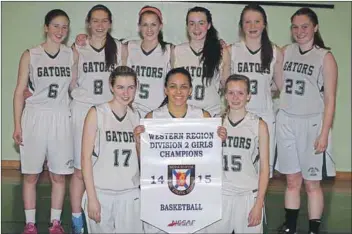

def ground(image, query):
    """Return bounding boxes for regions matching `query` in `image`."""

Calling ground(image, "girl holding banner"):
[134,67,227,233]
[80,66,143,233]
[201,74,270,233]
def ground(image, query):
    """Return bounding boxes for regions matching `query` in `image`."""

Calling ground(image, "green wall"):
[1,2,351,171]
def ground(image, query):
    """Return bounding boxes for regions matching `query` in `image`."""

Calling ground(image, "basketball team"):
[12,3,338,234]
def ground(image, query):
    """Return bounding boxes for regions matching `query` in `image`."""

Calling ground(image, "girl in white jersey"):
[121,5,171,117]
[276,8,338,234]
[13,9,77,234]
[228,4,283,178]
[172,6,231,117]
[200,74,270,233]
[81,66,142,233]
[133,67,227,233]
[75,6,171,118]
[69,5,122,233]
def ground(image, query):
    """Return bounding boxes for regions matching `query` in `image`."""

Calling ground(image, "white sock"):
[25,209,36,224]
[72,212,82,218]
[50,208,62,222]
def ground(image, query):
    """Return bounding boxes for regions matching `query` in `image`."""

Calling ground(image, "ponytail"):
[159,96,168,108]
[105,32,117,68]
[260,29,273,73]
[239,4,273,73]
[186,7,222,87]
[158,31,167,53]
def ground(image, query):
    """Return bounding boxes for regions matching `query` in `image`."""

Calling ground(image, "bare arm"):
[81,107,99,202]
[273,46,284,91]
[69,47,79,92]
[220,46,231,89]
[134,112,151,157]
[170,45,176,68]
[315,52,338,153]
[13,50,30,144]
[248,119,269,227]
[255,119,270,207]
[121,43,128,66]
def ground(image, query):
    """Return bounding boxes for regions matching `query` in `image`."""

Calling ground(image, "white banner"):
[140,118,222,233]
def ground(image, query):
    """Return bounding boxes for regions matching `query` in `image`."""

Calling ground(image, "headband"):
[139,7,163,23]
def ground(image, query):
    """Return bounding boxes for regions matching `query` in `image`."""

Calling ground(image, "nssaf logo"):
[168,220,195,227]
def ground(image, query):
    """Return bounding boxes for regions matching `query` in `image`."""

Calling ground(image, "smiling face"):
[225,80,251,111]
[45,15,69,44]
[110,76,137,106]
[139,12,163,42]
[187,11,210,42]
[291,14,317,46]
[165,73,192,107]
[241,9,265,40]
[88,9,111,37]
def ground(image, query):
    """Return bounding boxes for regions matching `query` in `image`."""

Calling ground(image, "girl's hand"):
[248,204,262,227]
[217,126,227,142]
[88,198,101,223]
[13,127,23,146]
[133,125,145,145]
[75,34,88,46]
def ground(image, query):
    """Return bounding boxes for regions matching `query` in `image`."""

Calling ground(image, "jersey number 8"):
[94,80,103,95]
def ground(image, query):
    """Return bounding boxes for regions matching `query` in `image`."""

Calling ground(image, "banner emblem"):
[168,165,195,196]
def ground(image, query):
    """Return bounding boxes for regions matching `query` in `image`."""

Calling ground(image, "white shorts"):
[70,100,93,169]
[275,111,336,180]
[199,190,263,233]
[20,106,74,175]
[82,188,143,233]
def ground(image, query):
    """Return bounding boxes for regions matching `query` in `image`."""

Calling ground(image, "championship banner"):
[140,118,222,233]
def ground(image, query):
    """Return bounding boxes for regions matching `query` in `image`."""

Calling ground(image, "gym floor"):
[1,170,351,233]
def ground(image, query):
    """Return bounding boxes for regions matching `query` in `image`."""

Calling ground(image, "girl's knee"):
[23,174,39,184]
[50,173,66,184]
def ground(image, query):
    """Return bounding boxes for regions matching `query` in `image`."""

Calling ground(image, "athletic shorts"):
[198,190,263,233]
[275,111,335,180]
[70,100,93,169]
[82,188,143,233]
[20,106,73,175]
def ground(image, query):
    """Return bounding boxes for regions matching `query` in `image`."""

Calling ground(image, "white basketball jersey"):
[280,43,328,116]
[71,39,122,105]
[222,112,260,194]
[26,45,73,109]
[231,41,276,115]
[92,103,140,192]
[127,40,171,114]
[173,42,221,116]
[152,104,203,119]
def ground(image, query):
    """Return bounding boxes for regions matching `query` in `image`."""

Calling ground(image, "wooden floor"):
[1,169,351,234]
